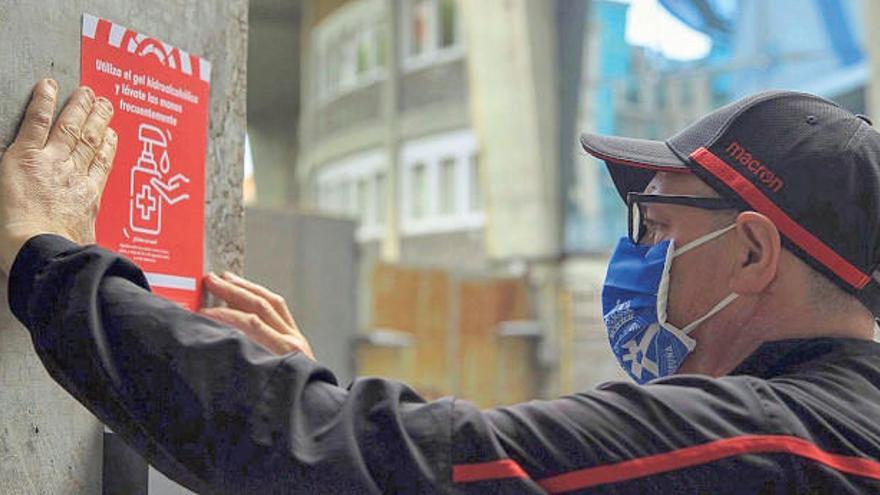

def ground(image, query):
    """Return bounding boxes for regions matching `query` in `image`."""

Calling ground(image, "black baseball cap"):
[580,90,880,316]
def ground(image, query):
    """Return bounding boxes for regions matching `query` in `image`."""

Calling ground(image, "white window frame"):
[400,129,483,236]
[400,0,465,73]
[313,0,388,103]
[316,149,388,242]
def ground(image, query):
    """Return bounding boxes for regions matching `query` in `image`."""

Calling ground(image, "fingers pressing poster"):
[81,14,210,310]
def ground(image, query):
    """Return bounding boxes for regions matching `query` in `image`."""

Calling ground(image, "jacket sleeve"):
[8,234,454,494]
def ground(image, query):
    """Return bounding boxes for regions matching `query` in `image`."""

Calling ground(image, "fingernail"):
[97,97,113,113]
[82,86,95,101]
[206,272,218,282]
[222,271,236,280]
[45,79,58,93]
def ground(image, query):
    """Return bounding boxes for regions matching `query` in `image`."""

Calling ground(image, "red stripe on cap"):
[585,149,691,173]
[690,147,870,289]
[453,459,529,483]
[536,435,880,493]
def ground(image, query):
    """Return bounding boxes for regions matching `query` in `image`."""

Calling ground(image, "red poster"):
[81,14,210,311]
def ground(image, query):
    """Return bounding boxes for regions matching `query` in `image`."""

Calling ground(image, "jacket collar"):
[730,337,875,379]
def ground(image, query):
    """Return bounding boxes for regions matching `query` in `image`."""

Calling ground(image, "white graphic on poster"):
[128,123,190,236]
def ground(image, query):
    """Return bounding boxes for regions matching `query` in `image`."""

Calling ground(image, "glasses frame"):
[626,192,742,244]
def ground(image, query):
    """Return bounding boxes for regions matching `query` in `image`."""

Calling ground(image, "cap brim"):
[580,133,690,201]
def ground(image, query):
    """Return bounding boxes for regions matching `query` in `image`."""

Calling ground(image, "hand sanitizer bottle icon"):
[129,124,167,235]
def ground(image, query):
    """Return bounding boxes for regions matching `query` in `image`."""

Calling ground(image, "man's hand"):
[202,272,316,359]
[0,79,117,274]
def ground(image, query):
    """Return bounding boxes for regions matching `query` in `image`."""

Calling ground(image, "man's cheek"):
[665,265,701,328]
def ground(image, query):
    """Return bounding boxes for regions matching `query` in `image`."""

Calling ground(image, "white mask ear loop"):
[680,293,739,334]
[673,223,737,259]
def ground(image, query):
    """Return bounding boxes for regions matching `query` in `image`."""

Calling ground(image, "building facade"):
[296,0,592,401]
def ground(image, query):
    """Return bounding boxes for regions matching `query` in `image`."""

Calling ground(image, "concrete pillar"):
[0,1,247,492]
[865,1,880,120]
[247,0,302,208]
[381,0,402,264]
[462,0,561,262]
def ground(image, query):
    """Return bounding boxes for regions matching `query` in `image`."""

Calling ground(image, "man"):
[2,79,880,494]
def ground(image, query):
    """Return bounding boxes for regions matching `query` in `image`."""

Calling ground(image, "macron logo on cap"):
[725,141,785,193]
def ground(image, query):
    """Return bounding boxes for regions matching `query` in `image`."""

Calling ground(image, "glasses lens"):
[629,200,643,243]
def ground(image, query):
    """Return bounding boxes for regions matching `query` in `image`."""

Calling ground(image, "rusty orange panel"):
[457,280,500,408]
[368,264,453,397]
[370,265,535,407]
[371,263,418,333]
[492,278,530,322]
[412,270,452,395]
[457,278,532,408]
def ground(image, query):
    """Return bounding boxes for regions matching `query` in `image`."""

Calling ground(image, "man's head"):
[584,91,880,376]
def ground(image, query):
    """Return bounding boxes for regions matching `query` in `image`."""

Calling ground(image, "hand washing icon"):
[128,123,191,236]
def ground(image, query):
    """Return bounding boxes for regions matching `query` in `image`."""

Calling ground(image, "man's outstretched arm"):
[8,234,456,493]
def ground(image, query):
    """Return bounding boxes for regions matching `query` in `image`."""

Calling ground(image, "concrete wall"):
[245,208,358,384]
[399,230,486,272]
[0,1,247,492]
[399,59,469,112]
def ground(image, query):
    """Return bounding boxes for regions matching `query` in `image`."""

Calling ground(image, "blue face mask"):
[602,224,738,384]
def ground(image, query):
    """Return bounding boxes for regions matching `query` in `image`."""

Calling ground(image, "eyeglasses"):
[627,192,741,244]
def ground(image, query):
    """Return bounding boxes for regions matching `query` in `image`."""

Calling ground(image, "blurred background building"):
[245,0,871,408]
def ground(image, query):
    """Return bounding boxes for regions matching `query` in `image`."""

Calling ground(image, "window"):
[314,0,388,102]
[357,178,368,223]
[376,28,388,67]
[340,181,354,215]
[438,0,458,48]
[315,150,388,242]
[357,30,372,75]
[374,172,387,225]
[467,154,481,213]
[400,129,483,235]
[625,81,640,105]
[409,0,432,58]
[438,157,456,215]
[656,80,668,108]
[401,0,464,71]
[411,162,428,219]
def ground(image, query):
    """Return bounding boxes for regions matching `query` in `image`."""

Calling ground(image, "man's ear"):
[729,211,781,295]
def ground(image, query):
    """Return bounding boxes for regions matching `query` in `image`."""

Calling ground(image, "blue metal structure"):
[564,0,867,255]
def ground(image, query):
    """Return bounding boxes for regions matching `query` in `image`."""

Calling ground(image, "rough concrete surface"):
[0,1,247,492]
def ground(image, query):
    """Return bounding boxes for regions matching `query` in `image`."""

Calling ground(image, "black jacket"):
[9,234,880,494]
